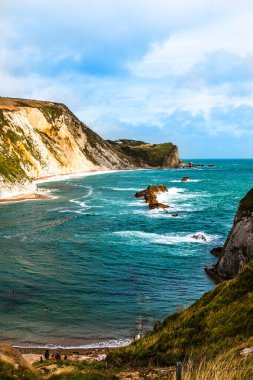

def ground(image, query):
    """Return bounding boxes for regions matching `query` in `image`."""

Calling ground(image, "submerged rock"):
[206,188,253,281]
[181,176,190,182]
[192,233,207,241]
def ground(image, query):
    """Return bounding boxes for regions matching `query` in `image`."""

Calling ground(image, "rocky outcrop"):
[107,139,183,168]
[206,188,253,281]
[181,176,190,182]
[135,185,169,209]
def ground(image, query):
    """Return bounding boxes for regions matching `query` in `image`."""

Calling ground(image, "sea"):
[0,159,252,349]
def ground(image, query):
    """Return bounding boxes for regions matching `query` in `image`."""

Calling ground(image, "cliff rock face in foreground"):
[206,188,253,281]
[0,98,182,198]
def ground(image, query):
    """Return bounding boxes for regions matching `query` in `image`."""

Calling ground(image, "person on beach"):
[51,354,56,360]
[44,350,50,360]
[56,352,61,361]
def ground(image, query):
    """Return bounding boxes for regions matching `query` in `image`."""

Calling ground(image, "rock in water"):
[192,233,207,241]
[206,188,253,281]
[135,185,169,210]
[181,176,190,182]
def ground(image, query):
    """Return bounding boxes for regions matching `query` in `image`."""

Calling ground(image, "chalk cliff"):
[206,188,253,281]
[0,97,182,198]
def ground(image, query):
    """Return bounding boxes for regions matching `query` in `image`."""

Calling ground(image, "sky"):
[1,0,253,158]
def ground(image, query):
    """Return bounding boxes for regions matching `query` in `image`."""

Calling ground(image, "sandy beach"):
[0,192,54,204]
[16,346,112,364]
[0,169,117,203]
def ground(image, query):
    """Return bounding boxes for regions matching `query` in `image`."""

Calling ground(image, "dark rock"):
[192,233,207,241]
[181,176,190,182]
[135,190,146,198]
[208,164,215,167]
[210,247,223,258]
[149,202,169,210]
[171,214,179,217]
[206,188,253,281]
[135,184,169,210]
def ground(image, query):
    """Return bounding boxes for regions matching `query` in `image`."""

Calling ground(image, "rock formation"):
[135,185,169,209]
[206,188,253,281]
[181,176,190,182]
[107,139,183,168]
[0,98,184,198]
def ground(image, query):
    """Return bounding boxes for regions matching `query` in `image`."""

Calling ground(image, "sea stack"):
[135,185,169,210]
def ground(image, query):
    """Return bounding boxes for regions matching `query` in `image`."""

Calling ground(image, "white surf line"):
[33,168,145,185]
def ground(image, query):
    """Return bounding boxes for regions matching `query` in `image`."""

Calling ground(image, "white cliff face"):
[3,108,99,178]
[0,100,131,197]
[0,98,182,198]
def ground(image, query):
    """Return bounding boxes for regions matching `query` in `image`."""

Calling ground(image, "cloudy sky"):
[1,0,253,158]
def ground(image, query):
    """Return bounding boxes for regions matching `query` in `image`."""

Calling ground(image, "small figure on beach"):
[64,355,68,360]
[51,354,56,360]
[56,352,61,361]
[44,350,50,360]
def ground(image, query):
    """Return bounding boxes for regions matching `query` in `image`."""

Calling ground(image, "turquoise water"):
[0,160,252,348]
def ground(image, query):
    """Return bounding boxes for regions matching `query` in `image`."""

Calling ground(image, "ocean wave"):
[170,179,203,183]
[105,187,141,191]
[114,230,220,245]
[59,209,90,214]
[14,339,132,350]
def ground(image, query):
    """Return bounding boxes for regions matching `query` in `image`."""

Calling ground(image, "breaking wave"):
[114,231,220,245]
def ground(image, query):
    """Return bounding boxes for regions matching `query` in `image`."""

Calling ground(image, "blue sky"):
[1,0,253,158]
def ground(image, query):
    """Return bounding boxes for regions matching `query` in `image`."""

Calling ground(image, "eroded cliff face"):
[0,97,183,198]
[107,140,183,168]
[206,188,253,281]
[0,98,131,197]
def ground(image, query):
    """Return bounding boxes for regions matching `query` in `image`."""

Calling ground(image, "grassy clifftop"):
[108,261,253,367]
[107,139,181,167]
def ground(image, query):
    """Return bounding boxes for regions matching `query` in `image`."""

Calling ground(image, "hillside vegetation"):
[108,261,253,367]
[107,139,181,167]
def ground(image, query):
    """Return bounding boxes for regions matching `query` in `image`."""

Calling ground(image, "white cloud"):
[1,0,253,157]
[128,6,253,78]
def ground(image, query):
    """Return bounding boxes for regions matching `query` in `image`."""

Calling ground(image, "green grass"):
[107,140,177,167]
[108,261,253,367]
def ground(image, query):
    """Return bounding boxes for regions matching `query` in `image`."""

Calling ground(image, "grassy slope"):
[107,140,177,167]
[108,261,253,367]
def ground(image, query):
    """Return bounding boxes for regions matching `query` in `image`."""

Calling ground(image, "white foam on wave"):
[14,339,132,350]
[114,230,220,245]
[69,187,93,207]
[170,179,203,183]
[59,209,90,214]
[109,187,142,191]
[157,188,205,205]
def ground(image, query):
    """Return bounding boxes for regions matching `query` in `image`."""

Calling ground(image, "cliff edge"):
[206,188,253,281]
[0,98,182,198]
[107,139,183,168]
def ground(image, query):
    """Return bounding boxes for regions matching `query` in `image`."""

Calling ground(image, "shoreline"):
[15,346,113,364]
[0,192,54,204]
[0,168,147,203]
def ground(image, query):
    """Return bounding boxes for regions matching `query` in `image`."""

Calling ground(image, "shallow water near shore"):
[0,159,253,348]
